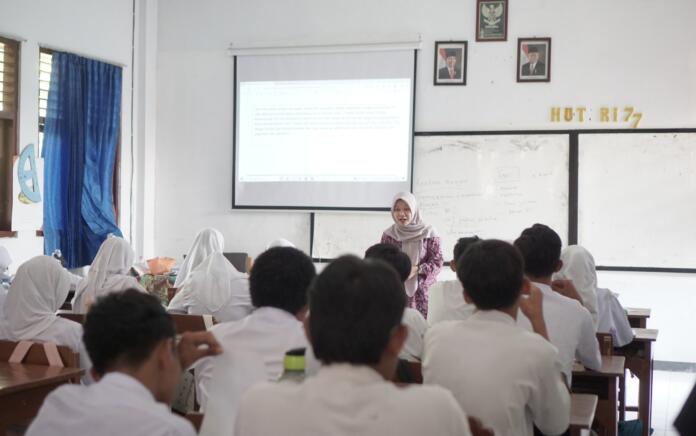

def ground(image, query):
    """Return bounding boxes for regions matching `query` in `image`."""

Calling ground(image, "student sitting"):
[423,239,570,436]
[26,289,221,436]
[193,246,316,410]
[514,224,601,384]
[234,256,476,436]
[173,228,225,288]
[72,236,146,313]
[365,243,428,363]
[427,236,479,325]
[553,245,599,328]
[0,256,91,371]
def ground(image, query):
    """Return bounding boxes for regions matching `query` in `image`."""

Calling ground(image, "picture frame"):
[433,41,468,86]
[476,0,508,42]
[517,37,551,83]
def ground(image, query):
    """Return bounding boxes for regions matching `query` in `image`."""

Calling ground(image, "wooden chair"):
[0,340,79,369]
[57,311,85,324]
[597,332,614,356]
[170,313,215,334]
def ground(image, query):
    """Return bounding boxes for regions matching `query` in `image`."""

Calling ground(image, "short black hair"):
[83,289,176,376]
[250,246,315,314]
[513,223,562,278]
[308,256,406,365]
[457,240,524,310]
[364,243,412,282]
[453,236,481,263]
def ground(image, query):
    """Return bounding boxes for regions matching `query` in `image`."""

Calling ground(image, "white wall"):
[0,0,135,272]
[154,0,696,361]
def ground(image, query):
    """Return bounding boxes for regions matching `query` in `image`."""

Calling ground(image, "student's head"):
[250,246,315,316]
[457,240,525,311]
[451,236,481,272]
[307,256,407,372]
[513,223,562,279]
[83,289,179,403]
[364,243,412,282]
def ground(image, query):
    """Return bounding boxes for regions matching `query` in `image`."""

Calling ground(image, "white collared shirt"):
[517,282,602,383]
[596,288,634,347]
[26,372,195,436]
[235,364,472,436]
[427,280,476,325]
[423,310,570,436]
[400,308,427,362]
[193,306,313,410]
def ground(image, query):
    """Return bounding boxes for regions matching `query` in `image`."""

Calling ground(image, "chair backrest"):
[0,340,79,368]
[596,332,614,355]
[57,311,85,324]
[170,313,214,334]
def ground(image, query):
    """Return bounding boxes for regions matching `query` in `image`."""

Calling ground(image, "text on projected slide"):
[238,79,411,182]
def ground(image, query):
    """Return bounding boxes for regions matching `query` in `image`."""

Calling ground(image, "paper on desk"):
[199,350,267,436]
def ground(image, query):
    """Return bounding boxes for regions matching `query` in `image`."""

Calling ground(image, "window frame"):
[0,36,20,237]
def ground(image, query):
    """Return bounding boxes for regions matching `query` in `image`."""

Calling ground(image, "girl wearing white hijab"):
[174,228,225,288]
[167,252,252,322]
[381,192,443,317]
[554,245,600,328]
[72,236,145,314]
[0,256,91,371]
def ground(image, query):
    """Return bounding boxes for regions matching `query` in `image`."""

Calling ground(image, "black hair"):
[453,236,481,264]
[308,256,406,365]
[457,239,524,310]
[250,246,315,315]
[83,289,176,376]
[364,243,412,282]
[513,223,562,278]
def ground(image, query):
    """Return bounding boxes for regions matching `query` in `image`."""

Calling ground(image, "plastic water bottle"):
[278,348,306,383]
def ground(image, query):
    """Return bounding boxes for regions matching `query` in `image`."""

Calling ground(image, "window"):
[0,37,19,234]
[38,49,52,153]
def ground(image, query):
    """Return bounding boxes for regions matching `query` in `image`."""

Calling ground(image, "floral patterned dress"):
[381,233,443,318]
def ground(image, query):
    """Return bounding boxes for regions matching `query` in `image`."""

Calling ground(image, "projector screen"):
[233,49,416,209]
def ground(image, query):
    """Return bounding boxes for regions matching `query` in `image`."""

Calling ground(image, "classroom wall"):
[0,0,136,272]
[154,0,696,361]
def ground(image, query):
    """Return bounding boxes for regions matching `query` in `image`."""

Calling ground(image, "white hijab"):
[3,256,72,340]
[554,245,599,327]
[72,236,143,313]
[168,252,249,313]
[383,192,437,297]
[266,238,296,249]
[174,228,225,288]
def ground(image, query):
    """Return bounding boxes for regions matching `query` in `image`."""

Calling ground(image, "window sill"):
[0,231,18,238]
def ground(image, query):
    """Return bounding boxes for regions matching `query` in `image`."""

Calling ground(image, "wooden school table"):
[616,328,658,436]
[625,308,651,329]
[572,355,625,436]
[570,393,598,436]
[0,362,84,430]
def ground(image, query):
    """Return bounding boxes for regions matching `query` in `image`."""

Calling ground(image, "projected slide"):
[237,79,411,183]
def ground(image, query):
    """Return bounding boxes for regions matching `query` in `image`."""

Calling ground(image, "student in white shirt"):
[167,252,253,322]
[364,243,428,363]
[423,239,570,436]
[596,287,634,347]
[0,256,90,371]
[72,236,146,313]
[26,289,222,436]
[174,227,225,288]
[553,245,600,328]
[514,224,601,384]
[427,236,479,325]
[235,256,483,436]
[193,246,316,410]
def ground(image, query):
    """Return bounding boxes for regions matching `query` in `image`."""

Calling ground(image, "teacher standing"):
[381,192,443,318]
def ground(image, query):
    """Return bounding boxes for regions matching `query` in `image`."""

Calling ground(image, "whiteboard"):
[312,134,569,260]
[578,133,696,269]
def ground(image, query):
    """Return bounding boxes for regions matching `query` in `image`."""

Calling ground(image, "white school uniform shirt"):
[193,306,313,410]
[596,287,634,347]
[26,372,195,436]
[168,252,253,322]
[423,310,570,436]
[426,279,476,325]
[517,282,601,384]
[235,364,472,436]
[400,308,427,362]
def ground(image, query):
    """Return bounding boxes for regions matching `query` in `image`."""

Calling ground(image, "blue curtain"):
[43,52,123,268]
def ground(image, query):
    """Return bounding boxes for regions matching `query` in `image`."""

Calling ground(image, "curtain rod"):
[39,43,128,68]
[229,34,423,56]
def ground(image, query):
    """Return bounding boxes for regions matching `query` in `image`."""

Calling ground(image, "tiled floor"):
[623,369,695,436]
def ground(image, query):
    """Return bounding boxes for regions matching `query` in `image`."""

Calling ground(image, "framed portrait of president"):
[433,41,467,86]
[476,0,508,41]
[517,38,551,83]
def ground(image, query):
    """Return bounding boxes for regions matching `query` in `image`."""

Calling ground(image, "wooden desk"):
[570,393,598,436]
[58,311,214,334]
[572,355,625,436]
[625,308,651,329]
[0,362,84,430]
[616,328,658,436]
